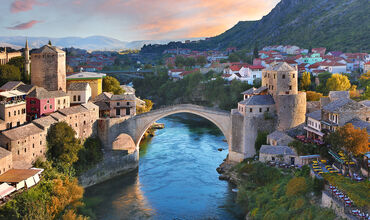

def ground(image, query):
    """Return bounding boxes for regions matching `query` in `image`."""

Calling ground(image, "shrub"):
[286,177,307,197]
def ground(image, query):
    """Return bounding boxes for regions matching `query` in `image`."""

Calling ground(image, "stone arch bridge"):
[97,104,276,162]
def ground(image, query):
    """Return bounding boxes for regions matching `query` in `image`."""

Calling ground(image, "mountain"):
[142,0,370,53]
[0,36,204,51]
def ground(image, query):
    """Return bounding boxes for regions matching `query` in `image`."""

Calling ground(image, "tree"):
[306,91,323,101]
[286,177,307,197]
[0,64,21,85]
[326,123,369,156]
[326,74,351,91]
[301,72,311,90]
[102,76,124,94]
[196,56,207,67]
[46,122,83,168]
[253,44,259,58]
[255,131,268,153]
[48,40,52,46]
[136,99,154,114]
[359,72,370,88]
[228,53,240,62]
[362,85,370,100]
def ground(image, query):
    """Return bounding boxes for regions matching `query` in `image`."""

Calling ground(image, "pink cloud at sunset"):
[7,20,43,30]
[10,0,46,13]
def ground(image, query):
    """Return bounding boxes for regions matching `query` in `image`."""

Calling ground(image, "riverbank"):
[217,159,338,219]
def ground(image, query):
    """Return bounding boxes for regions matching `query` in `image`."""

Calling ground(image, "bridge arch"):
[127,105,231,149]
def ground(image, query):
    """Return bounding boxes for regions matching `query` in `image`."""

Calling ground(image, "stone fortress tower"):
[262,62,306,131]
[31,44,66,92]
[230,62,306,162]
[24,39,31,77]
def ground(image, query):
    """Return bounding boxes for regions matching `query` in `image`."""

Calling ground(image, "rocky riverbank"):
[216,157,241,186]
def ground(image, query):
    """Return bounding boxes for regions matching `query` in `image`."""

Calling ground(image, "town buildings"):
[0,90,27,131]
[66,72,106,99]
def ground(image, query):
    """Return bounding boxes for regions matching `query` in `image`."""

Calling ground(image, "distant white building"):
[67,82,92,105]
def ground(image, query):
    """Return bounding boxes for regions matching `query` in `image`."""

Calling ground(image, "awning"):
[329,150,344,164]
[299,155,321,159]
[304,126,324,136]
[0,183,16,199]
[25,177,35,188]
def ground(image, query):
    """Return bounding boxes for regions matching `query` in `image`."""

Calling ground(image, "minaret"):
[25,39,31,77]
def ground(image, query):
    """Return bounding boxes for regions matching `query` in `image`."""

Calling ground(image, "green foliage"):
[102,76,124,94]
[254,131,268,153]
[133,68,252,111]
[0,64,21,85]
[288,140,328,157]
[174,56,206,67]
[74,137,103,175]
[236,163,337,219]
[323,173,370,210]
[46,122,83,170]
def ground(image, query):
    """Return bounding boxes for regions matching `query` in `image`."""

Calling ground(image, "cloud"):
[11,0,46,13]
[7,20,43,30]
[64,0,280,39]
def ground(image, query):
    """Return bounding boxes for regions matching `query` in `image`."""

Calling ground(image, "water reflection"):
[84,114,243,220]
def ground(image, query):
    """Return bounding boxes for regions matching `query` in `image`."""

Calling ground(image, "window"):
[259,108,262,112]
[58,100,60,104]
[47,100,49,104]
[84,121,86,125]
[14,111,16,116]
[293,74,295,78]
[18,110,20,115]
[64,99,66,104]
[18,150,20,155]
[8,112,10,117]
[24,148,26,152]
[253,75,256,79]
[267,108,269,112]
[250,108,253,113]
[22,108,25,114]
[33,144,35,148]
[40,141,42,145]
[50,105,52,109]
[282,74,285,79]
[44,105,47,110]
[127,102,130,106]
[274,74,276,79]
[73,96,76,101]
[117,102,120,106]
[272,86,274,90]
[30,100,36,104]
[78,96,81,101]
[289,86,292,90]
[75,123,78,127]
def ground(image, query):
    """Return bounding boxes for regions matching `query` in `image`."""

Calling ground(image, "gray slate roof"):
[347,118,370,133]
[0,81,24,91]
[239,95,275,106]
[58,105,88,116]
[92,92,113,102]
[329,91,350,100]
[16,84,36,94]
[32,45,64,54]
[307,110,322,121]
[32,116,58,129]
[2,123,44,140]
[267,131,294,142]
[28,87,67,99]
[322,98,364,113]
[359,100,370,107]
[67,82,89,91]
[241,86,268,95]
[260,145,297,156]
[110,94,136,101]
[266,62,296,72]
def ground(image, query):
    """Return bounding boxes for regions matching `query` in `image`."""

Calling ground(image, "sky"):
[1,0,280,42]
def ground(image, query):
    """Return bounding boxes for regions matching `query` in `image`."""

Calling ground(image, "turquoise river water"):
[84,113,244,220]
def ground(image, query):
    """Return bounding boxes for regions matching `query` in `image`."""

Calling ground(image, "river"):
[84,113,244,220]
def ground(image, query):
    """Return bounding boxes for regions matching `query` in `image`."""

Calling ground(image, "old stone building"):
[67,82,92,105]
[66,72,106,99]
[230,61,306,161]
[0,90,27,131]
[0,48,22,65]
[0,102,99,168]
[0,147,12,175]
[31,45,66,92]
[92,92,136,118]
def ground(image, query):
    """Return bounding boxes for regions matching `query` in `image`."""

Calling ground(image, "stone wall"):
[321,191,352,220]
[78,150,139,188]
[277,92,306,131]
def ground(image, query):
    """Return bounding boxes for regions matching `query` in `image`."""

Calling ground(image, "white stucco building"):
[67,82,92,105]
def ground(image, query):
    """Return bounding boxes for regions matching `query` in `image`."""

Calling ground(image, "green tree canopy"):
[102,76,124,94]
[0,64,21,85]
[46,122,83,168]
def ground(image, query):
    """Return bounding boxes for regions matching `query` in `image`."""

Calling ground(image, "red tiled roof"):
[222,74,232,78]
[249,65,265,70]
